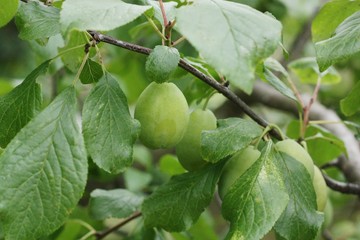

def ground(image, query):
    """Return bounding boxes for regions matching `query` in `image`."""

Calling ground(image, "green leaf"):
[59,29,91,72]
[315,11,360,71]
[60,0,151,32]
[0,60,50,148]
[260,59,297,101]
[201,118,263,163]
[80,59,104,84]
[222,141,289,240]
[0,87,88,240]
[146,0,177,26]
[175,0,282,94]
[159,154,186,177]
[341,81,360,116]
[145,45,180,83]
[274,150,324,240]
[89,189,143,220]
[286,120,346,165]
[312,0,360,43]
[288,57,341,84]
[142,162,224,231]
[0,0,18,27]
[124,168,152,192]
[15,1,60,40]
[82,73,140,174]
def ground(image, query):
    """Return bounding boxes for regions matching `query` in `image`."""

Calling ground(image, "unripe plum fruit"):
[275,139,315,179]
[176,109,217,171]
[218,146,261,200]
[134,82,189,149]
[313,166,328,211]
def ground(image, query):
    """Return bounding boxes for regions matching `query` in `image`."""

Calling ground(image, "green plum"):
[218,146,261,200]
[176,109,217,171]
[313,166,328,211]
[276,139,315,179]
[134,82,189,149]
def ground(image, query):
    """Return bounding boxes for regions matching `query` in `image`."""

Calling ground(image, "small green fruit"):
[313,166,328,211]
[176,109,217,171]
[323,199,333,229]
[218,146,261,199]
[276,139,314,179]
[134,82,189,149]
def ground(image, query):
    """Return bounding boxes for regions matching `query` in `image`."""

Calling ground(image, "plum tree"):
[176,109,217,171]
[134,82,189,149]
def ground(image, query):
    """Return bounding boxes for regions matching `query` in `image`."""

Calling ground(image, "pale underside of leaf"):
[175,0,282,93]
[315,11,360,71]
[16,1,60,40]
[60,0,151,31]
[89,189,143,220]
[0,87,88,240]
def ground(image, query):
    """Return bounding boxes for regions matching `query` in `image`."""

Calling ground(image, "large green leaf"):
[82,73,140,174]
[0,60,49,148]
[201,118,263,163]
[15,1,60,40]
[89,189,143,220]
[142,162,224,231]
[145,45,180,83]
[222,141,289,240]
[312,0,360,43]
[340,81,360,116]
[0,87,88,240]
[274,151,324,240]
[315,11,360,71]
[0,0,18,27]
[60,0,151,31]
[175,0,282,94]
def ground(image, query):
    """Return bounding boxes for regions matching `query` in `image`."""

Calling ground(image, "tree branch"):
[322,173,360,196]
[87,30,282,140]
[244,81,360,183]
[94,212,142,239]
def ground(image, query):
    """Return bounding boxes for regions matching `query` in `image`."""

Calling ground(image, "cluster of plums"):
[134,81,328,213]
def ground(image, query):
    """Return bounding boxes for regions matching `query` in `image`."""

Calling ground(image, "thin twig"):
[322,173,360,195]
[86,31,282,140]
[172,36,186,47]
[159,0,168,27]
[94,212,142,240]
[321,159,341,169]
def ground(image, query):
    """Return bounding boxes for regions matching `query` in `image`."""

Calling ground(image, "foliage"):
[0,0,360,239]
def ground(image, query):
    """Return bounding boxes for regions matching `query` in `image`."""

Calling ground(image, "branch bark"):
[245,81,360,183]
[87,30,282,140]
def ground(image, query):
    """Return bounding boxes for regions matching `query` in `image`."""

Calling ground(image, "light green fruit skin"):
[176,109,217,171]
[276,139,315,179]
[134,82,189,149]
[323,199,333,229]
[0,0,19,28]
[313,166,328,212]
[218,146,261,200]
